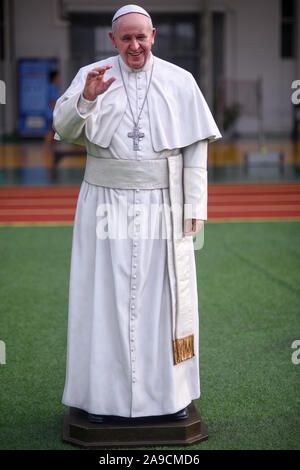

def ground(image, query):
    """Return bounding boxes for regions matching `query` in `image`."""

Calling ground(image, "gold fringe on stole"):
[173,334,195,365]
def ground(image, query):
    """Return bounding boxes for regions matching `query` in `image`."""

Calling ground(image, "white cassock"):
[53,53,221,417]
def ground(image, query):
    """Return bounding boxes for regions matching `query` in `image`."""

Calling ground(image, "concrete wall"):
[224,0,298,137]
[14,0,69,60]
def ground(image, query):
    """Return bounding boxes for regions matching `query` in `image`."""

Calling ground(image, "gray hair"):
[111,15,153,36]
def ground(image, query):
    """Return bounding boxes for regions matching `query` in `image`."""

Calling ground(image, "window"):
[69,13,200,80]
[151,14,200,80]
[281,0,296,58]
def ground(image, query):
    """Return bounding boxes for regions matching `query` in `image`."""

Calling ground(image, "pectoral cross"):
[128,125,145,151]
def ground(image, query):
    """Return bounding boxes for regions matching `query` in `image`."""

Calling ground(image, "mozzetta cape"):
[53,54,222,150]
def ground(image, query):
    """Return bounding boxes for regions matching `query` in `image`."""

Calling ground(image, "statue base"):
[62,402,208,447]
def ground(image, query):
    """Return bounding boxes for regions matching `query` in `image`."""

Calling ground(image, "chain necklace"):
[118,56,154,151]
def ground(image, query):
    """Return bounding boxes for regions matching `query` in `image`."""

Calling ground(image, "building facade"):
[0,0,299,139]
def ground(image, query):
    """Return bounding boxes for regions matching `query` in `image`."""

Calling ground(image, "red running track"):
[0,182,299,225]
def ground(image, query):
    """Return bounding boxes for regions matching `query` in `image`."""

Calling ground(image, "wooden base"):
[62,403,208,448]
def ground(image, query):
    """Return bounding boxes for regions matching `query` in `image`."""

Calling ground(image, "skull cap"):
[112,4,151,23]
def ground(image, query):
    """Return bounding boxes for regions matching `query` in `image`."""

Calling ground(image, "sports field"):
[0,218,299,449]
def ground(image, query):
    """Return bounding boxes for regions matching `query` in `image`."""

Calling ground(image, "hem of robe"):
[61,394,200,418]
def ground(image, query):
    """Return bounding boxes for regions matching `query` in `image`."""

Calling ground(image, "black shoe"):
[171,407,189,420]
[88,413,105,423]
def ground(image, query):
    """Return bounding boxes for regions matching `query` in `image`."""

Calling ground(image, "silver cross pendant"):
[128,125,145,151]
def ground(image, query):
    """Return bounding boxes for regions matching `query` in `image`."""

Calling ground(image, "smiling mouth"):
[128,52,143,56]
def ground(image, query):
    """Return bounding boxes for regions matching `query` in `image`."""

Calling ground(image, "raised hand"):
[82,65,116,101]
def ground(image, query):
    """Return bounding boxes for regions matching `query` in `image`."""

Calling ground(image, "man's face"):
[109,13,156,70]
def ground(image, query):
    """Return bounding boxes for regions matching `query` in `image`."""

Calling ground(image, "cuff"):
[183,167,207,221]
[77,93,98,117]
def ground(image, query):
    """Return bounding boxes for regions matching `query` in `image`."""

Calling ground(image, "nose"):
[130,38,139,51]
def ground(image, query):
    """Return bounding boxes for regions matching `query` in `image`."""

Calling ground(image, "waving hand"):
[82,65,116,101]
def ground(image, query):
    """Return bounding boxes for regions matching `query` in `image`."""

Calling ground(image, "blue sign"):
[18,58,59,135]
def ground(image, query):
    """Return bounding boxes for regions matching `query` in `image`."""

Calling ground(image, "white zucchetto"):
[112,4,151,23]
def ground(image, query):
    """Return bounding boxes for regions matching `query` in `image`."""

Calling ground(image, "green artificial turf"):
[0,221,299,450]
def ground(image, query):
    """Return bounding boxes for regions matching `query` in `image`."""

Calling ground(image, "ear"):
[151,28,157,46]
[108,31,117,49]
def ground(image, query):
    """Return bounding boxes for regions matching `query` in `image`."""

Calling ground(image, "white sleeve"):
[182,139,208,221]
[77,93,98,117]
[53,68,98,145]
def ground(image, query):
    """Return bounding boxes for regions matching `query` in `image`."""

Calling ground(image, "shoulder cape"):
[54,55,222,151]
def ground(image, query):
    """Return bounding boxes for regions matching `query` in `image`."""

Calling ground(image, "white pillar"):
[200,0,213,108]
